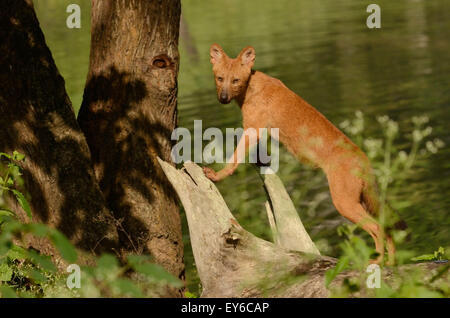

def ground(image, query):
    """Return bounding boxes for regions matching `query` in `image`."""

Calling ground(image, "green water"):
[34,0,449,291]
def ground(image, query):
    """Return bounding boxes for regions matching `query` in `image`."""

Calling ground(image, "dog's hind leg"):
[328,172,386,264]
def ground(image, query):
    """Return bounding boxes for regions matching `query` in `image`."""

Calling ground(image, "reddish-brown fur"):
[203,44,395,265]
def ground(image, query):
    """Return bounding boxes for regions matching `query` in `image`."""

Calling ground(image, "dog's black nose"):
[219,92,229,104]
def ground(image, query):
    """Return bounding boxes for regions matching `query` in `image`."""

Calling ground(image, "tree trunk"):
[0,0,119,263]
[158,159,448,297]
[78,0,184,282]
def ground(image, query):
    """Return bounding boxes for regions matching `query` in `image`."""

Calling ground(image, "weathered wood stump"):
[158,159,448,297]
[158,159,336,297]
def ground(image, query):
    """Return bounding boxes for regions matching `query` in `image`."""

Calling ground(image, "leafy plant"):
[340,113,444,225]
[340,112,445,251]
[0,151,31,219]
[184,290,198,298]
[0,151,182,298]
[324,113,448,297]
[411,247,446,262]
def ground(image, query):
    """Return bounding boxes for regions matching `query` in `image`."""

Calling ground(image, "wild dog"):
[203,43,398,265]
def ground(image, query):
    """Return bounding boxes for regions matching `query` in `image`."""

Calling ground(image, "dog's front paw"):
[203,167,219,182]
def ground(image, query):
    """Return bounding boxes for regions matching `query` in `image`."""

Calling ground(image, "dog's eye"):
[217,77,224,82]
[232,78,240,84]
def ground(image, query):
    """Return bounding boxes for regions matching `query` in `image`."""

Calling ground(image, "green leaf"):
[0,209,15,219]
[12,151,25,161]
[0,263,13,282]
[0,285,17,298]
[11,189,31,219]
[0,219,23,236]
[111,278,144,297]
[126,254,152,267]
[6,245,28,261]
[27,250,56,273]
[97,254,119,271]
[18,290,34,298]
[130,262,182,288]
[0,152,12,159]
[23,268,48,284]
[435,247,445,260]
[26,223,49,237]
[411,254,436,262]
[325,256,349,288]
[185,291,198,298]
[6,177,13,186]
[95,254,120,281]
[375,281,396,298]
[49,230,77,263]
[7,163,21,177]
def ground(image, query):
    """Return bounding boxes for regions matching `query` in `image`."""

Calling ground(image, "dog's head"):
[209,44,255,104]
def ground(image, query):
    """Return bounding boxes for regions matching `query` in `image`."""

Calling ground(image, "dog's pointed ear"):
[238,46,255,68]
[210,43,225,64]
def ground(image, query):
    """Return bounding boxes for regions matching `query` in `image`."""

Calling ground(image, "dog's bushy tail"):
[361,181,409,232]
[361,180,380,217]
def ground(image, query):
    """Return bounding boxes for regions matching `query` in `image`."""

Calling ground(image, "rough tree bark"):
[78,0,184,281]
[0,0,119,265]
[158,159,448,297]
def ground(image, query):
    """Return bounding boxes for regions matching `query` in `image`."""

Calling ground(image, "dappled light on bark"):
[0,0,119,262]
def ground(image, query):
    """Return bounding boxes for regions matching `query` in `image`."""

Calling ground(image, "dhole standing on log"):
[203,43,397,265]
